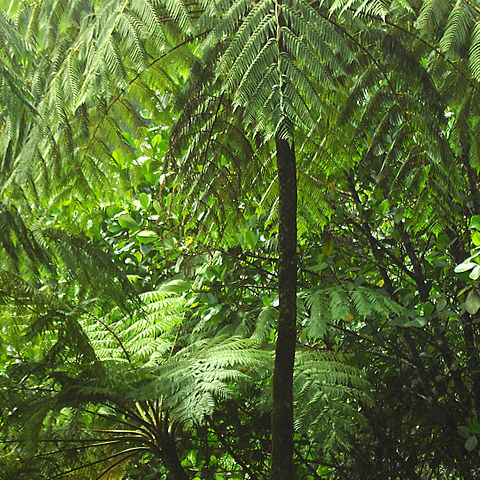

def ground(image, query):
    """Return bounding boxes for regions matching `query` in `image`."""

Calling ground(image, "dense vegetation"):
[2,0,480,478]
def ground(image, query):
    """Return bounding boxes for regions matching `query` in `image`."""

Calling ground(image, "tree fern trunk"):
[156,434,189,480]
[271,135,297,480]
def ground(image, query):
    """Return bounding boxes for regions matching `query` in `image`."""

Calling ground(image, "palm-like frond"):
[303,283,402,340]
[207,0,353,139]
[1,0,199,206]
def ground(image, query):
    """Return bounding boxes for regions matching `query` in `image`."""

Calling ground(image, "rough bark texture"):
[271,136,297,480]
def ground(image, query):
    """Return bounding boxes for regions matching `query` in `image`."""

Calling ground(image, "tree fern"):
[1,274,275,478]
[4,1,479,478]
[205,0,353,140]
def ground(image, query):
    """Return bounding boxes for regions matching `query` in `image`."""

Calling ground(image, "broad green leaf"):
[466,290,480,315]
[245,230,256,248]
[117,214,139,230]
[465,435,478,452]
[435,298,446,312]
[424,301,435,317]
[455,262,478,273]
[471,215,480,230]
[458,425,472,438]
[378,199,389,215]
[409,317,427,328]
[160,279,191,293]
[391,315,426,328]
[262,296,272,307]
[470,418,480,435]
[139,193,150,209]
[153,200,163,214]
[470,266,480,280]
[473,232,480,246]
[136,230,158,243]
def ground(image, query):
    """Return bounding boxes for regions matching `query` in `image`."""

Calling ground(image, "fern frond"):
[469,22,480,81]
[304,283,402,341]
[439,0,472,54]
[293,349,370,452]
[415,0,450,33]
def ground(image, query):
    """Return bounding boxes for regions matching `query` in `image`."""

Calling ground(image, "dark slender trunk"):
[156,433,189,480]
[271,135,297,480]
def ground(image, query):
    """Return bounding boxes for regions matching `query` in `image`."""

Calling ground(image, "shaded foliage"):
[2,0,480,479]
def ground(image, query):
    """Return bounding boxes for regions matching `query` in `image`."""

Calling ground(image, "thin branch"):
[48,446,149,479]
[205,416,260,480]
[32,439,127,458]
[294,447,329,479]
[95,451,138,480]
[82,408,153,437]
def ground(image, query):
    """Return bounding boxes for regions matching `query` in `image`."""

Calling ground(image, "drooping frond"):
[209,0,354,139]
[294,350,371,453]
[85,282,186,363]
[133,336,270,424]
[168,52,267,239]
[0,200,137,314]
[415,0,480,82]
[1,0,199,208]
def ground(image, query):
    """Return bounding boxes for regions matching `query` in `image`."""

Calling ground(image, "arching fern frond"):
[303,283,403,341]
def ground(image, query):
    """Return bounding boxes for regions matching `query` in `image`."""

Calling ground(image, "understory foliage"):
[2,0,480,479]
